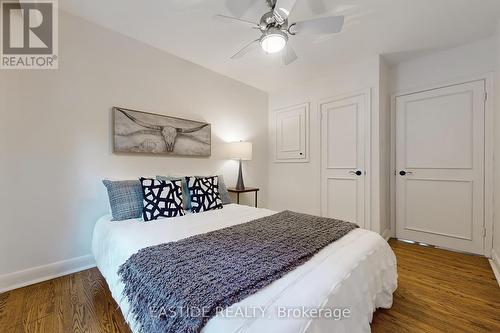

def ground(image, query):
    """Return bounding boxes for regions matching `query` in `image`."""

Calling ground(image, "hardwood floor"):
[0,269,131,333]
[372,240,500,333]
[1,239,499,332]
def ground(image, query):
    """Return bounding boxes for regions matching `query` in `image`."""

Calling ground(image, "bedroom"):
[0,0,499,332]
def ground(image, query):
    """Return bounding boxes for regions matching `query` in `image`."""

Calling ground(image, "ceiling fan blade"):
[274,0,297,22]
[292,15,344,35]
[225,0,256,18]
[213,14,258,28]
[231,39,260,59]
[282,44,298,65]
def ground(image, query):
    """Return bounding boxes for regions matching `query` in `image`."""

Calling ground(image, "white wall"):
[390,37,496,92]
[0,11,268,281]
[379,57,392,236]
[493,22,500,261]
[268,56,386,233]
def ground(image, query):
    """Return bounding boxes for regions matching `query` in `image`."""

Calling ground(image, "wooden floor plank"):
[0,290,25,332]
[19,280,55,327]
[1,239,499,332]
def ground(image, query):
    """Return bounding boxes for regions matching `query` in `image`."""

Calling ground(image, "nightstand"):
[227,187,260,207]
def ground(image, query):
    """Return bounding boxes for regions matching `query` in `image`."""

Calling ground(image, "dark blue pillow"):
[187,176,223,213]
[156,175,191,211]
[140,178,185,221]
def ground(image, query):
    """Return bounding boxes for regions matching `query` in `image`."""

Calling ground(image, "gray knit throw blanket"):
[118,210,358,333]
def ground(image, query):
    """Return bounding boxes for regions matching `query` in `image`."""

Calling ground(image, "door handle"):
[399,170,413,176]
[349,170,363,176]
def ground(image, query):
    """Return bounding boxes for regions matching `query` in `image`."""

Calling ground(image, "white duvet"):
[92,204,397,333]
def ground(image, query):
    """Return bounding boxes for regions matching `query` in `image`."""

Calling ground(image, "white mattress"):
[92,204,397,333]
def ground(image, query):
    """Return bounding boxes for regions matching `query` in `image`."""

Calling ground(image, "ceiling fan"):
[215,0,344,65]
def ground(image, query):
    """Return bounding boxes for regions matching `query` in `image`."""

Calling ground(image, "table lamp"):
[230,141,252,190]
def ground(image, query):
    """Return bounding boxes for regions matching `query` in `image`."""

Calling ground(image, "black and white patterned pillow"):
[187,176,223,213]
[140,178,185,221]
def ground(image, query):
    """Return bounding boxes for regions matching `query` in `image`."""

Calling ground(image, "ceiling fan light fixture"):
[222,0,344,65]
[260,29,288,54]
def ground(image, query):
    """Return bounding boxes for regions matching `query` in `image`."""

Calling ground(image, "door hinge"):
[483,227,487,238]
[484,92,488,102]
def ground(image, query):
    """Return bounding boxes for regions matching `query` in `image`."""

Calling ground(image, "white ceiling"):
[61,0,500,92]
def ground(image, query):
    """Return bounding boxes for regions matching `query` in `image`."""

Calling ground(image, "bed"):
[92,204,397,333]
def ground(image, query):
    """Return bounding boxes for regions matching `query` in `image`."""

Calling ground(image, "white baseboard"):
[381,229,392,241]
[0,255,96,293]
[490,248,500,288]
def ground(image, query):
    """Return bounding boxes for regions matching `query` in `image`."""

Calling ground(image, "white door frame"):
[390,73,494,257]
[319,88,372,231]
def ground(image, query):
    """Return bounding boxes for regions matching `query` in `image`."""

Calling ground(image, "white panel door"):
[396,80,485,254]
[321,93,367,228]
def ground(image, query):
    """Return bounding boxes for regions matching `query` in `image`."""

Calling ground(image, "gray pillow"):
[217,175,231,205]
[103,180,143,221]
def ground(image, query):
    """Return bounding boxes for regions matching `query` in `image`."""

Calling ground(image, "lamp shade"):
[230,141,252,161]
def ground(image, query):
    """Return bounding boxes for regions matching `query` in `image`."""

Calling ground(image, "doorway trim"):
[390,73,494,257]
[319,88,372,231]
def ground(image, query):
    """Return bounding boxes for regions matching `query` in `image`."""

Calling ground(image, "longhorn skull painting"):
[113,107,211,156]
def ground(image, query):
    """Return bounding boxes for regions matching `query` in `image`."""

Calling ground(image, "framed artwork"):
[113,107,211,157]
